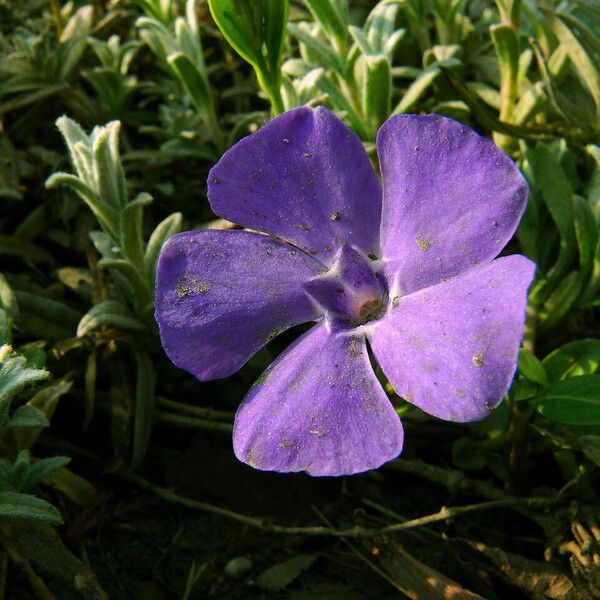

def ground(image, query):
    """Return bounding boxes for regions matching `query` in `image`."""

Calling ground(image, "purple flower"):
[155,107,534,476]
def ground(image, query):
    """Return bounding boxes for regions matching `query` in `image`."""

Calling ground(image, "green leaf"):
[256,554,317,591]
[208,0,288,113]
[536,375,600,425]
[490,24,520,101]
[518,348,548,386]
[513,82,545,125]
[513,376,539,401]
[0,83,70,117]
[527,144,576,287]
[529,40,592,129]
[0,274,19,322]
[542,339,600,383]
[538,271,582,331]
[24,456,71,492]
[131,352,156,470]
[58,5,94,80]
[579,435,600,467]
[134,0,174,23]
[304,0,347,52]
[92,121,128,211]
[7,405,49,430]
[77,301,148,337]
[393,66,441,114]
[356,53,391,139]
[365,2,402,57]
[573,195,598,288]
[263,0,288,76]
[98,258,151,307]
[288,23,343,74]
[0,352,48,414]
[167,52,220,141]
[119,192,153,269]
[83,68,128,113]
[440,66,588,144]
[0,491,62,525]
[11,450,30,491]
[313,71,368,140]
[144,212,182,288]
[15,380,73,451]
[46,172,119,240]
[14,291,80,333]
[0,310,11,347]
[52,116,91,181]
[178,0,204,69]
[208,0,263,68]
[0,235,54,265]
[542,10,600,119]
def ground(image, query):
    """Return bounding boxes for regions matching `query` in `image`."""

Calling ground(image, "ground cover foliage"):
[0,0,599,597]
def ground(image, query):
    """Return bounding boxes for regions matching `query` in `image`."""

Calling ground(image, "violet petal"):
[377,114,528,294]
[208,107,382,259]
[370,256,535,422]
[155,229,321,380]
[233,324,404,476]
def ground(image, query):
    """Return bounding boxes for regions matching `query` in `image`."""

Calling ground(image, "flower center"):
[304,245,387,327]
[357,297,384,323]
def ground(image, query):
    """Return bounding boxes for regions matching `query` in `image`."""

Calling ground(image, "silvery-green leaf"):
[0,491,62,525]
[98,258,151,307]
[0,352,48,414]
[77,301,148,337]
[304,0,347,51]
[144,212,182,288]
[0,273,19,321]
[131,352,156,469]
[7,405,49,430]
[119,192,153,270]
[24,456,71,492]
[10,450,31,491]
[393,66,440,114]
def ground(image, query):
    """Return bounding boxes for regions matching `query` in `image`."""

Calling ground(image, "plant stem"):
[155,411,233,433]
[508,400,535,491]
[267,82,284,116]
[122,472,551,538]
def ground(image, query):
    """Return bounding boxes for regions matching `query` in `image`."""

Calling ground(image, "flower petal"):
[208,107,382,259]
[377,114,528,294]
[155,229,321,380]
[233,324,403,476]
[370,256,535,422]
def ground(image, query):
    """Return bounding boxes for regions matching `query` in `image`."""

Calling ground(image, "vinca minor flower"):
[155,107,534,476]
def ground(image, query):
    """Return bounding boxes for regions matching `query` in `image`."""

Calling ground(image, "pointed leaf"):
[0,491,62,525]
[536,375,600,424]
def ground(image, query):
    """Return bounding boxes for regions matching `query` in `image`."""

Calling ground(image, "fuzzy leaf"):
[77,301,148,337]
[131,352,156,469]
[0,491,62,525]
[144,212,182,288]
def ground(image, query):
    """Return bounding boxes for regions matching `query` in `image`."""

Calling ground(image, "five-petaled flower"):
[155,107,535,476]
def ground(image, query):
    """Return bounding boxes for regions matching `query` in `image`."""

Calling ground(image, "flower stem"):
[507,398,535,491]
